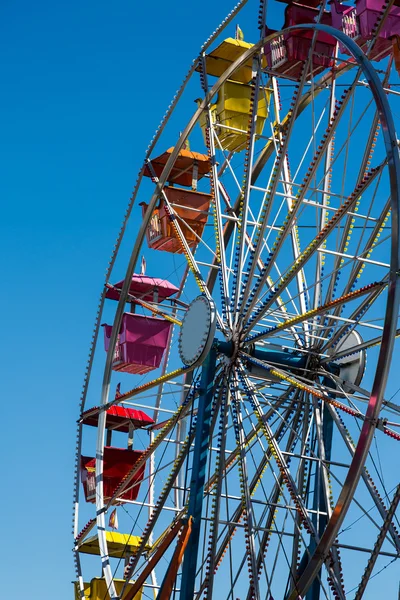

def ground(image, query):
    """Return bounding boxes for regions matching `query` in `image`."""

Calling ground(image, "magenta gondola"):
[102,313,172,375]
[331,0,400,60]
[265,3,335,79]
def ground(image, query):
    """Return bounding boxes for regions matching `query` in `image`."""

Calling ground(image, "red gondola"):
[81,447,145,505]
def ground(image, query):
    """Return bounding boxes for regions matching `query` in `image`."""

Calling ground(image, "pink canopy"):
[106,274,179,302]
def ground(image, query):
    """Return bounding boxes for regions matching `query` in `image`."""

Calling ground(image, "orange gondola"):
[141,186,211,254]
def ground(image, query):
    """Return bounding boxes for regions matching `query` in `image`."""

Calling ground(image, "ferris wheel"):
[72,1,400,599]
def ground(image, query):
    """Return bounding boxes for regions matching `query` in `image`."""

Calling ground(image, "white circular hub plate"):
[335,330,366,390]
[178,295,217,367]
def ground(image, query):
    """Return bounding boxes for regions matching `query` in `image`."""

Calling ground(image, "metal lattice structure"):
[73,2,400,599]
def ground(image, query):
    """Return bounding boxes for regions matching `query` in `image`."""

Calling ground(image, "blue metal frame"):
[180,346,218,600]
[180,342,319,600]
[306,387,334,600]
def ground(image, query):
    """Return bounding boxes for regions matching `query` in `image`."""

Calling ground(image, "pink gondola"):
[265,3,335,79]
[102,313,172,375]
[330,0,400,60]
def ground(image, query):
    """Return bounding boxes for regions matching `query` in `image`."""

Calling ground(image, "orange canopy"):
[144,147,211,187]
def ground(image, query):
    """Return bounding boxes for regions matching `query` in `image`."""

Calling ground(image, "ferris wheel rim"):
[75,17,400,600]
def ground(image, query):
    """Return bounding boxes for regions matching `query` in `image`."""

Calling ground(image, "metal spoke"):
[244,161,385,336]
[354,485,400,600]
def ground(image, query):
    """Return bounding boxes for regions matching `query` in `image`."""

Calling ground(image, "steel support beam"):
[180,346,217,600]
[217,340,308,371]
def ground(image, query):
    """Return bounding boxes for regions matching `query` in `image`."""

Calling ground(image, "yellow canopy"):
[200,37,267,83]
[77,531,146,557]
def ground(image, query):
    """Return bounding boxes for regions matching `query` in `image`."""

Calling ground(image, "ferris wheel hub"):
[178,295,217,367]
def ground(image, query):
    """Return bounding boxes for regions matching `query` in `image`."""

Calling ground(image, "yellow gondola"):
[197,36,270,153]
[74,578,142,600]
[198,80,269,153]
